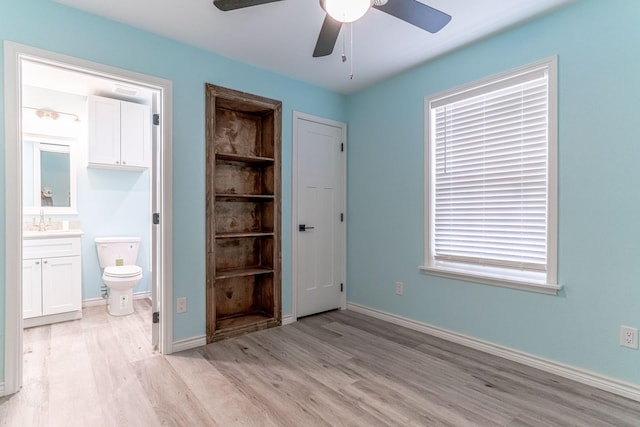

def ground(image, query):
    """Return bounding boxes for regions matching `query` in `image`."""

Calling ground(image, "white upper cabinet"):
[88,95,151,170]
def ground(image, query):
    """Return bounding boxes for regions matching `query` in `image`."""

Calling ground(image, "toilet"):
[95,236,143,316]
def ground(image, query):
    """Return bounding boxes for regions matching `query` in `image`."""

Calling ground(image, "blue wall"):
[79,168,152,299]
[0,0,346,381]
[3,0,640,391]
[347,0,640,385]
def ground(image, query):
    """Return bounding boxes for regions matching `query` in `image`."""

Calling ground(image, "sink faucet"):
[38,209,47,232]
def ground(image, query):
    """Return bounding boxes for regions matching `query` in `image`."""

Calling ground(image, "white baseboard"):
[282,315,296,325]
[82,291,152,307]
[172,335,207,353]
[347,302,640,403]
[0,381,5,397]
[171,316,295,353]
[134,291,152,300]
[82,297,107,307]
[24,310,82,328]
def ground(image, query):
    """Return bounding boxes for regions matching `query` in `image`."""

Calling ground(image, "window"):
[421,57,559,294]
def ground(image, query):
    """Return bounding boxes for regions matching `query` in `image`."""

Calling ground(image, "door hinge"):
[153,311,159,324]
[341,143,344,152]
[153,213,160,225]
[153,113,160,126]
[340,283,344,292]
[340,213,344,222]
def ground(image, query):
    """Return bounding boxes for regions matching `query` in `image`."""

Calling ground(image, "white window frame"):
[420,57,560,295]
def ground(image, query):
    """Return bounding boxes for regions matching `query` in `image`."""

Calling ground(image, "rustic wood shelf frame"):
[205,84,282,343]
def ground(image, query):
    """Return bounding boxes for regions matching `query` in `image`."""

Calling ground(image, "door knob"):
[299,224,315,232]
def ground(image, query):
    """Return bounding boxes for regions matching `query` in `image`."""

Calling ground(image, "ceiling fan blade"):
[374,0,451,33]
[213,0,284,12]
[313,14,343,58]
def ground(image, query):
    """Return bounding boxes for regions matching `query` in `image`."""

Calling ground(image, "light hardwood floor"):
[2,301,640,426]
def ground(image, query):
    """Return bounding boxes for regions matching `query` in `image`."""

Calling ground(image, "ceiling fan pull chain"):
[341,24,347,63]
[349,22,354,80]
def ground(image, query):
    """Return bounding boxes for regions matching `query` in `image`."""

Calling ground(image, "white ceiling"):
[54,0,574,94]
[22,60,155,105]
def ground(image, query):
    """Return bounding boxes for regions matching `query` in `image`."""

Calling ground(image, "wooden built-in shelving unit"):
[206,84,282,343]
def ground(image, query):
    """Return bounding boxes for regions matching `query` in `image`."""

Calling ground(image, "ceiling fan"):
[213,0,452,58]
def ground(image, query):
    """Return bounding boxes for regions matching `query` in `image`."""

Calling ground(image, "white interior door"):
[294,113,346,318]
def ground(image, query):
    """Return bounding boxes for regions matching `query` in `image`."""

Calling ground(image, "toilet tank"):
[95,237,141,268]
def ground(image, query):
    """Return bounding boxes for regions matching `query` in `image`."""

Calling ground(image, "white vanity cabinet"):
[88,95,151,170]
[23,235,82,327]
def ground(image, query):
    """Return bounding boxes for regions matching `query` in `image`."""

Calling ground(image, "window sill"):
[418,264,561,295]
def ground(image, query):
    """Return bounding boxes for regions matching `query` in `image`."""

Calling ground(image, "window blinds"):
[430,68,549,272]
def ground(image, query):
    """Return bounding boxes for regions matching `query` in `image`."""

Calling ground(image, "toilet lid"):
[104,265,142,278]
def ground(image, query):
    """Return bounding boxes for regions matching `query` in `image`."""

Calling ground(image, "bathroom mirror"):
[23,137,77,215]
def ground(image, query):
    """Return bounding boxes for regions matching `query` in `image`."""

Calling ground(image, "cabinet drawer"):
[24,237,81,259]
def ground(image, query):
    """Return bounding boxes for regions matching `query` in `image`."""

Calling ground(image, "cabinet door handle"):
[43,260,48,264]
[35,261,40,265]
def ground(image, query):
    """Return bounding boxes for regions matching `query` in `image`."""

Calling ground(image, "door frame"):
[3,41,174,395]
[291,111,347,320]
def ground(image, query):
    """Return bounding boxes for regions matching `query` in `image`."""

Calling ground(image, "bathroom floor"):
[0,299,157,426]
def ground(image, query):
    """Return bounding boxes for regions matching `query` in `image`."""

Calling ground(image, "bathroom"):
[21,58,156,331]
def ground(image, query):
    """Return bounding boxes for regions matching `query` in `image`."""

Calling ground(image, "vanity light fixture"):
[24,106,80,122]
[36,108,59,120]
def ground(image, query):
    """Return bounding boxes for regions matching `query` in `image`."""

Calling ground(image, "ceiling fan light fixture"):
[321,0,372,23]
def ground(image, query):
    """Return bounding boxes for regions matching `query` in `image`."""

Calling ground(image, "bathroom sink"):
[23,229,84,239]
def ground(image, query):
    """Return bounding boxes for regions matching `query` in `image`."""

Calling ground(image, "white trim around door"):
[2,41,174,396]
[291,111,347,320]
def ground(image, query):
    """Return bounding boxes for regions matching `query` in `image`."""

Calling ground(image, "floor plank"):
[166,350,278,427]
[133,355,218,426]
[3,305,640,426]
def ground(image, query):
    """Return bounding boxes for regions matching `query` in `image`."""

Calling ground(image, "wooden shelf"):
[206,83,282,344]
[214,311,278,340]
[216,153,274,164]
[215,232,274,239]
[215,194,274,202]
[215,267,274,280]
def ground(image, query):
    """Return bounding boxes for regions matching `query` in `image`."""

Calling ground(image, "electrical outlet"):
[620,326,638,349]
[395,281,404,296]
[176,297,187,314]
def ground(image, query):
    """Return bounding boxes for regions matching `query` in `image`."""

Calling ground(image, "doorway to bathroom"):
[3,42,173,395]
